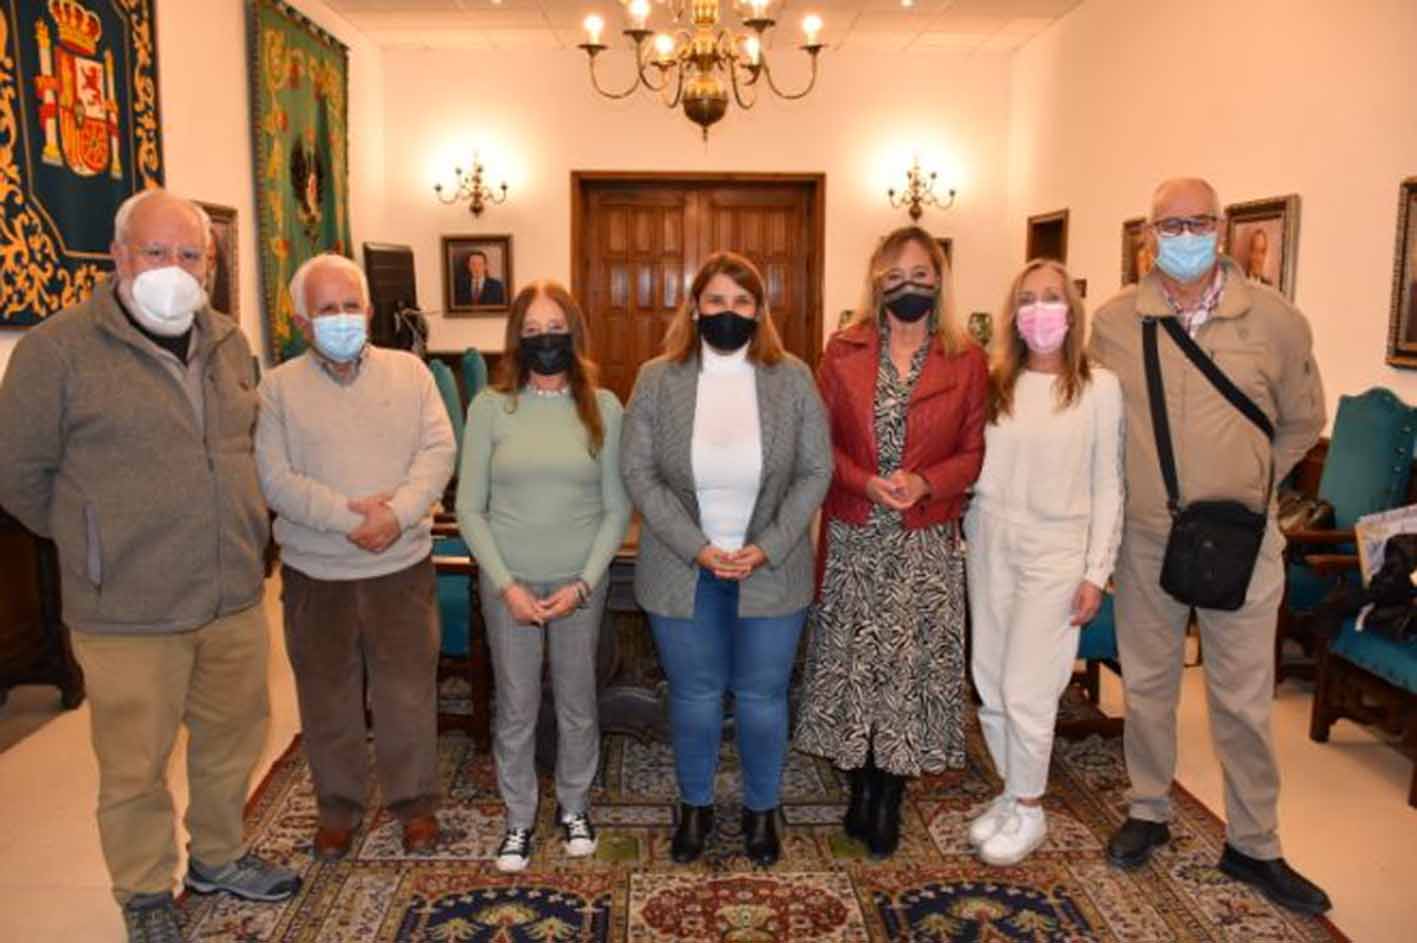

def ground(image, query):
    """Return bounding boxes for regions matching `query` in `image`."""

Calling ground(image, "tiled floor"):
[1,578,1414,941]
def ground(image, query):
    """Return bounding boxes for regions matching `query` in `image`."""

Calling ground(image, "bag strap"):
[1142,319,1182,514]
[1158,317,1275,441]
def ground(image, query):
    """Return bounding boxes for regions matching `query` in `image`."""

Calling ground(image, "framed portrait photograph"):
[1121,216,1151,285]
[1387,177,1417,369]
[936,237,953,270]
[1225,194,1301,300]
[197,202,239,319]
[442,234,514,315]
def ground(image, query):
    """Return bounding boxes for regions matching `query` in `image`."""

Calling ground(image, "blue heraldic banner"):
[1,0,163,328]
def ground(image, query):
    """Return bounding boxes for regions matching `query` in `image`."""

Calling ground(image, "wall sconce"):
[888,157,955,221]
[433,155,508,217]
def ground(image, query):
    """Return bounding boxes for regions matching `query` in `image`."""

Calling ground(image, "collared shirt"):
[312,343,370,386]
[1161,265,1226,336]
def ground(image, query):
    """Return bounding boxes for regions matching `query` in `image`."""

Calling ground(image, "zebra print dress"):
[795,327,968,776]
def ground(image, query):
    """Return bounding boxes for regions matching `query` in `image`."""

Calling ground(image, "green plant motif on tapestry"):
[246,0,349,362]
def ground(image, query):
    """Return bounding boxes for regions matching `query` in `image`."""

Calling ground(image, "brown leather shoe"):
[402,814,441,854]
[313,824,355,861]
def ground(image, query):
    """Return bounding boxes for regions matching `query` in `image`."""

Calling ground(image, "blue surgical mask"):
[1155,232,1218,283]
[312,313,367,363]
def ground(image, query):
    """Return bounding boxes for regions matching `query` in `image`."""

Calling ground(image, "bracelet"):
[573,578,591,608]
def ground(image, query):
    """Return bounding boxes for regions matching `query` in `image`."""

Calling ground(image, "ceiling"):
[323,0,1085,54]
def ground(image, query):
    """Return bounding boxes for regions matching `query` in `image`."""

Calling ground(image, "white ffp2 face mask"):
[129,266,206,336]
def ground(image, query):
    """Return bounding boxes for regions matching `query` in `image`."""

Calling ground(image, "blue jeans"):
[649,569,807,812]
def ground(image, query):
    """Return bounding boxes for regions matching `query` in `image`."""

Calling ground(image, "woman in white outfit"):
[964,258,1124,866]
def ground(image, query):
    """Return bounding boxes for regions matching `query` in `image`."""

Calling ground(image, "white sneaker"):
[495,828,533,873]
[979,804,1047,866]
[560,810,598,858]
[967,794,1016,847]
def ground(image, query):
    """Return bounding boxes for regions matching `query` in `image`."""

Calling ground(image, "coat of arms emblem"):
[33,0,122,179]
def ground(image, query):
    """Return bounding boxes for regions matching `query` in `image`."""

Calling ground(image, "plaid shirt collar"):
[1162,265,1226,335]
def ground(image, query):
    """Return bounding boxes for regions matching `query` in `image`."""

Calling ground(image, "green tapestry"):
[247,0,349,363]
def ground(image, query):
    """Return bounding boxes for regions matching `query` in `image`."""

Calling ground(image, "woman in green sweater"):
[456,281,631,873]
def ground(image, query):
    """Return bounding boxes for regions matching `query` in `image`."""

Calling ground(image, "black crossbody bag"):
[1143,317,1275,611]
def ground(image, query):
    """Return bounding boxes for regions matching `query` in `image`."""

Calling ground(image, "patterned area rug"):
[179,704,1347,942]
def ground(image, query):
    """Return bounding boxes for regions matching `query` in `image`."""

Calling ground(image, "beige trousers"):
[1112,522,1284,859]
[70,604,271,903]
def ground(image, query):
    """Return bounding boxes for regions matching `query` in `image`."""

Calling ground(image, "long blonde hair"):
[842,225,968,356]
[989,258,1091,422]
[660,251,786,366]
[493,280,606,455]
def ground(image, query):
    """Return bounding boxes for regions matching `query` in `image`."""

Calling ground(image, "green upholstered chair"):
[1307,554,1417,807]
[461,348,489,404]
[1281,388,1417,684]
[428,358,464,460]
[1057,593,1124,739]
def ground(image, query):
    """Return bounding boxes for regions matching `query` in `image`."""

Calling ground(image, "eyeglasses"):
[130,243,206,267]
[1151,215,1218,237]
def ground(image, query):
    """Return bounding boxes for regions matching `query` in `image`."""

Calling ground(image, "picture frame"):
[196,202,238,320]
[1224,194,1301,300]
[1387,177,1417,369]
[936,237,953,270]
[442,234,514,316]
[1121,216,1151,285]
[1027,209,1069,263]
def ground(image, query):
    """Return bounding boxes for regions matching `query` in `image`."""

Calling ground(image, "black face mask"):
[882,281,938,323]
[519,332,575,376]
[697,311,759,352]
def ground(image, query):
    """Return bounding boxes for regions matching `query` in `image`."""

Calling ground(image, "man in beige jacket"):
[1088,178,1329,915]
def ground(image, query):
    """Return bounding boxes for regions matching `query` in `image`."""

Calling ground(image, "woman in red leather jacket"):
[796,225,987,859]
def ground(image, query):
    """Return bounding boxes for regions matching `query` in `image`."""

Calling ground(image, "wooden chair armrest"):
[1302,553,1360,577]
[1285,528,1356,545]
[432,554,476,576]
[431,522,461,539]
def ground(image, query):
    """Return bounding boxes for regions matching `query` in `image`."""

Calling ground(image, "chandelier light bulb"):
[654,32,675,60]
[627,0,651,28]
[802,14,822,45]
[744,35,761,65]
[584,14,605,44]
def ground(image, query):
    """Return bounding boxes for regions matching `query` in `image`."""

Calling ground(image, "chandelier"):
[578,0,825,139]
[433,155,509,217]
[888,157,956,221]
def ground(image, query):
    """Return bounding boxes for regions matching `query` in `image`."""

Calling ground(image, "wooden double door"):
[573,174,825,405]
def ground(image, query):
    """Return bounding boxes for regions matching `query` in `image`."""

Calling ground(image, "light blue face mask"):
[1155,232,1218,283]
[312,313,367,363]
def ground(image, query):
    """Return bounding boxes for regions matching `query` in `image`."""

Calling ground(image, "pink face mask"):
[1016,300,1070,353]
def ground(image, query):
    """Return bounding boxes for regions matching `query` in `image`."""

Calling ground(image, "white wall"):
[379,47,1016,354]
[0,0,384,378]
[1008,0,1417,419]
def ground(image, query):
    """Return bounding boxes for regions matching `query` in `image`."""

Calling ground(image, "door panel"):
[578,176,821,405]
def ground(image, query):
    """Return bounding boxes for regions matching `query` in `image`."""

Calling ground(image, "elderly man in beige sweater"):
[256,254,455,863]
[1088,177,1328,915]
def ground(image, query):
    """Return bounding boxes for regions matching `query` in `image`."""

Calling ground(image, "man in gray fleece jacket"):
[0,190,299,942]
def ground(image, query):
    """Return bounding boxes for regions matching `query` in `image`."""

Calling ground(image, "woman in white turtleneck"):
[621,251,832,869]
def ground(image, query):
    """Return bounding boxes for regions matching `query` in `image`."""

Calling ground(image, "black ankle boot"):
[868,771,906,859]
[742,808,781,867]
[844,765,876,841]
[670,803,714,864]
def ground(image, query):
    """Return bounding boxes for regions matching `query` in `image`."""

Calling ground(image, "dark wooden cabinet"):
[0,507,84,710]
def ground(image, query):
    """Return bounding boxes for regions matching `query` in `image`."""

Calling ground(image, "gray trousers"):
[1113,522,1285,859]
[481,572,607,830]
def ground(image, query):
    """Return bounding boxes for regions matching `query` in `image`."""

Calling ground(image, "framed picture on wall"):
[1027,209,1069,262]
[442,234,514,316]
[1121,216,1151,285]
[1225,194,1300,299]
[196,202,239,319]
[1387,177,1417,369]
[936,237,953,270]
